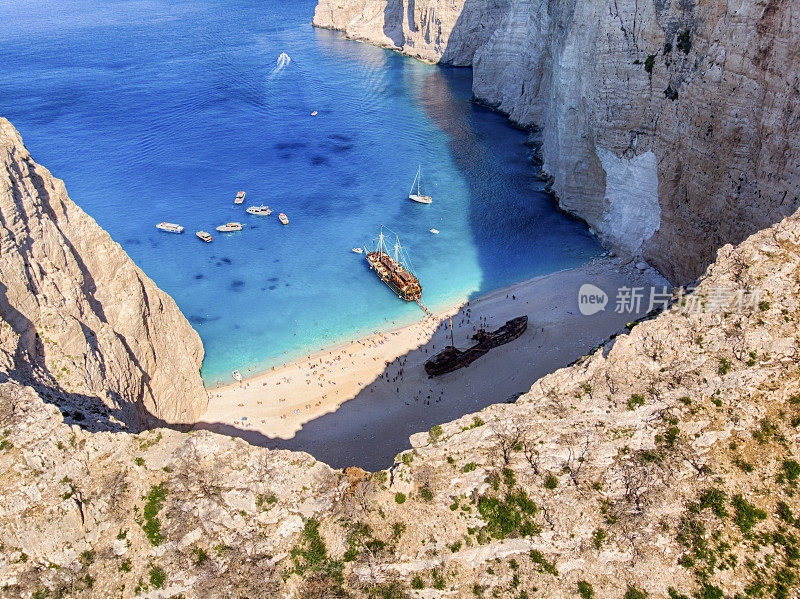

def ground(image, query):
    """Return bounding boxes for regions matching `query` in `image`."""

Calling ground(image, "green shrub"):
[627,394,646,410]
[644,54,656,74]
[624,586,648,599]
[142,483,168,546]
[529,549,557,576]
[578,580,595,599]
[149,565,166,589]
[782,459,800,484]
[419,486,434,501]
[592,528,607,549]
[411,576,424,589]
[718,357,731,375]
[428,425,443,442]
[394,492,406,504]
[462,462,478,473]
[732,494,766,534]
[192,547,209,565]
[544,474,559,489]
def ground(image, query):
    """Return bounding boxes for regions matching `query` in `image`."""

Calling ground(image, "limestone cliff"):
[0,118,207,429]
[314,0,800,283]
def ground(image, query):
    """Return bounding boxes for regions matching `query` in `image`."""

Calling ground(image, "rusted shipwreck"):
[424,315,528,377]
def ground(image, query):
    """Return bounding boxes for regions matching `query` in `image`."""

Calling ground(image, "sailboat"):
[364,226,422,301]
[408,165,432,204]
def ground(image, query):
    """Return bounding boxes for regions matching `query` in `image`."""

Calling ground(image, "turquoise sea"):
[0,0,603,384]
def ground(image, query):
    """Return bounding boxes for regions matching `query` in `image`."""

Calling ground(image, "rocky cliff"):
[1,131,799,595]
[0,119,207,429]
[313,0,800,284]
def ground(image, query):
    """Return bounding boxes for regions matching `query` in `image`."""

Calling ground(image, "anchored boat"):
[246,205,272,215]
[364,226,422,302]
[408,165,432,204]
[196,231,213,243]
[216,222,243,232]
[235,191,246,204]
[156,222,184,233]
[424,315,528,376]
[278,213,289,225]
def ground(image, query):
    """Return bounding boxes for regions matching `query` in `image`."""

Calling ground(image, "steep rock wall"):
[0,118,207,428]
[313,0,800,283]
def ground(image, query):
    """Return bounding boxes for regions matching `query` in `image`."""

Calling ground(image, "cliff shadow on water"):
[413,66,603,296]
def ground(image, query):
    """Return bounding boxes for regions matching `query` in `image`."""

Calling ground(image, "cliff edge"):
[314,0,800,283]
[0,118,207,429]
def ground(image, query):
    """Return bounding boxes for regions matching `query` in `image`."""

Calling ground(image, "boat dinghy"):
[216,222,243,232]
[278,213,289,225]
[156,222,184,233]
[196,231,213,243]
[246,205,272,215]
[235,191,246,204]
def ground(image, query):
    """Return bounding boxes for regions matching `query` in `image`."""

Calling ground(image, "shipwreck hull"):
[424,315,528,377]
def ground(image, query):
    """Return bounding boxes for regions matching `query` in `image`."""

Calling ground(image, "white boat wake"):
[268,52,291,78]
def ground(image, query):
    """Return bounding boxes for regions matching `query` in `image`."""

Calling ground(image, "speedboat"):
[232,370,243,382]
[352,247,364,254]
[246,205,272,215]
[156,222,184,233]
[216,222,243,232]
[196,231,212,243]
[278,213,289,225]
[235,191,246,204]
[429,228,439,234]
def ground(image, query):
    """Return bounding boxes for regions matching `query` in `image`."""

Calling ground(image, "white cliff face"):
[314,0,800,283]
[0,118,206,428]
[596,148,661,254]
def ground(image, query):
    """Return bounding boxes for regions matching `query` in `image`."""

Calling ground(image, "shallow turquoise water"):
[0,0,603,384]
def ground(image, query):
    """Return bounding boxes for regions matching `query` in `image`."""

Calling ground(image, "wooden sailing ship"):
[424,315,528,376]
[364,226,422,302]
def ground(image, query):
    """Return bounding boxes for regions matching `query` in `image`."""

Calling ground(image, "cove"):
[0,0,603,385]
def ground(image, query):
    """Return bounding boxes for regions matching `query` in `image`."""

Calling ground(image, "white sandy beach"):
[196,257,668,467]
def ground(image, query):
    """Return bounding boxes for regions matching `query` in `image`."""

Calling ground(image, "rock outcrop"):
[314,0,800,283]
[0,118,206,429]
[1,139,799,595]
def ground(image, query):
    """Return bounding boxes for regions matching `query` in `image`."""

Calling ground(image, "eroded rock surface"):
[0,118,206,429]
[314,0,800,283]
[2,168,799,596]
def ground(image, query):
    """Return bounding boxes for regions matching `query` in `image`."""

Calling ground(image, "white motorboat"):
[156,222,184,233]
[352,247,364,254]
[278,213,289,225]
[429,228,439,234]
[196,231,213,243]
[246,205,272,215]
[216,222,243,232]
[408,165,432,204]
[235,191,246,204]
[232,370,243,382]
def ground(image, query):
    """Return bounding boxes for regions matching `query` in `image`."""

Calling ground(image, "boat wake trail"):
[268,52,291,79]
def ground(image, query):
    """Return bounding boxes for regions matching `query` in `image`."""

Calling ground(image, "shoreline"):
[196,256,669,467]
[202,263,580,391]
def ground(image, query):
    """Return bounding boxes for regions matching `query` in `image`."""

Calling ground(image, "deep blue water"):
[0,0,602,384]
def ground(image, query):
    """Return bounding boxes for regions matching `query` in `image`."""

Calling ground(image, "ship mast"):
[394,234,400,264]
[378,225,385,256]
